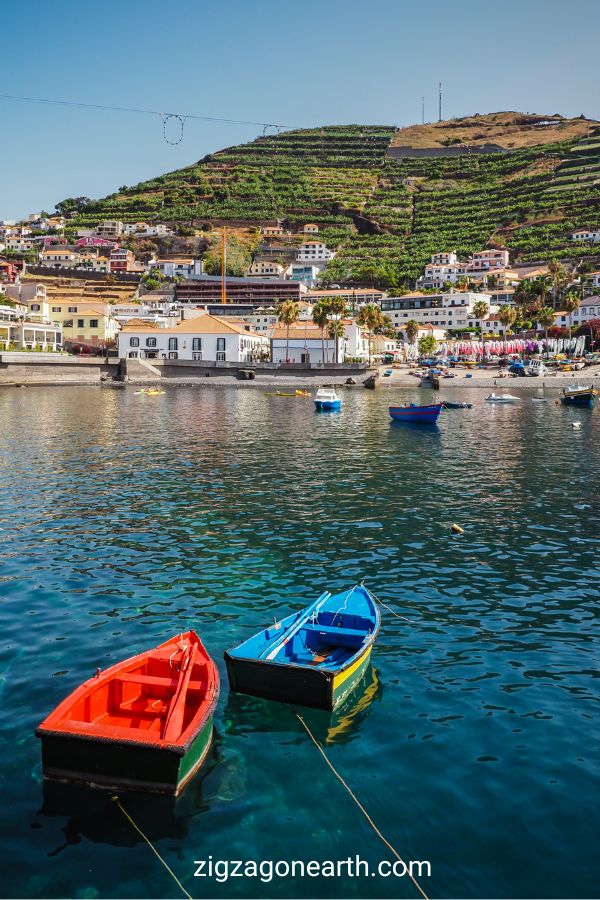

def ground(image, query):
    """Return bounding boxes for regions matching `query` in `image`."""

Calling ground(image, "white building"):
[381,291,498,333]
[570,228,600,243]
[271,322,340,364]
[296,241,335,263]
[285,263,321,287]
[554,296,600,329]
[156,258,203,279]
[39,248,81,268]
[96,220,124,239]
[118,311,268,362]
[419,249,511,288]
[123,222,170,238]
[248,260,285,278]
[5,235,35,253]
[303,224,320,236]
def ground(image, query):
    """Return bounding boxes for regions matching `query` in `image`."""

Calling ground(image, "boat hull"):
[225,585,380,711]
[389,403,442,423]
[561,393,595,407]
[225,643,373,711]
[314,400,341,411]
[38,717,214,796]
[36,632,219,796]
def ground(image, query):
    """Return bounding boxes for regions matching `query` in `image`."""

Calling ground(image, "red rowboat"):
[36,631,219,795]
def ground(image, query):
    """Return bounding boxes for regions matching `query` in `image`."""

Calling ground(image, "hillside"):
[66,114,600,287]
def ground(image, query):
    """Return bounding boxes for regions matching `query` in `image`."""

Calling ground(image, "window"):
[168,351,178,360]
[192,338,201,351]
[216,338,225,352]
[146,337,157,348]
[89,319,98,329]
[31,304,40,311]
[216,351,225,362]
[77,319,84,329]
[68,306,77,313]
[52,306,61,312]
[129,337,139,347]
[192,351,202,361]
[64,319,73,328]
[168,337,178,351]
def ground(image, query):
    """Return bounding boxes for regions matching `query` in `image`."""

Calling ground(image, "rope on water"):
[294,713,429,900]
[365,586,415,624]
[112,795,192,900]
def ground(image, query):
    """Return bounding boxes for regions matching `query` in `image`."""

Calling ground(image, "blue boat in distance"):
[561,386,598,408]
[224,585,380,711]
[314,387,341,411]
[389,402,443,424]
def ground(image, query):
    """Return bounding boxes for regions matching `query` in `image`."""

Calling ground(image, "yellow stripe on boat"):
[333,645,372,692]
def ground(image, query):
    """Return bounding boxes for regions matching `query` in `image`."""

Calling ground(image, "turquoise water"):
[0,385,598,899]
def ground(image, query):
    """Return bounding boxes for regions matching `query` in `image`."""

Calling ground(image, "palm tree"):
[497,304,517,340]
[327,320,345,364]
[312,299,330,364]
[537,306,556,356]
[277,300,300,363]
[405,319,419,348]
[548,261,568,309]
[532,274,553,311]
[357,303,385,366]
[472,300,490,351]
[562,290,580,342]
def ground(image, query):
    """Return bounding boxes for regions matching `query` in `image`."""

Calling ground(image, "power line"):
[0,91,296,130]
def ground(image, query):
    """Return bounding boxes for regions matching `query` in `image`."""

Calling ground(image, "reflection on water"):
[0,385,599,899]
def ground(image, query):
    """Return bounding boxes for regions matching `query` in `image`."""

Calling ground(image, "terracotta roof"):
[121,311,264,338]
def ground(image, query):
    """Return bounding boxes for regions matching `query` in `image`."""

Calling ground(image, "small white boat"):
[526,360,546,377]
[532,397,548,402]
[485,392,520,403]
[314,387,341,411]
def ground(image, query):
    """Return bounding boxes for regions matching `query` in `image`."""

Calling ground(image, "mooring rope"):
[112,795,192,900]
[365,586,416,624]
[294,713,429,900]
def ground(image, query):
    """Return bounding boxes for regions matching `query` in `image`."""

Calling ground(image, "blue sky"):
[2,0,599,219]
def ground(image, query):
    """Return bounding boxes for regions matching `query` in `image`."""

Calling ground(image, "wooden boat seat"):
[115,673,205,692]
[302,624,366,640]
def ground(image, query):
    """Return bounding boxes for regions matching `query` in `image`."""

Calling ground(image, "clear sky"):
[2,0,599,219]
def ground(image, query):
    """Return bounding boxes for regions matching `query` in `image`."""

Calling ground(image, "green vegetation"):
[61,117,600,288]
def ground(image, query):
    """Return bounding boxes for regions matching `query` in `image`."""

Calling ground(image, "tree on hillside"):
[312,299,330,363]
[277,300,300,363]
[537,306,556,355]
[55,197,91,216]
[327,320,345,364]
[532,274,553,311]
[418,334,437,356]
[498,304,517,340]
[405,319,420,347]
[472,299,490,350]
[356,303,385,366]
[548,261,569,309]
[562,290,580,342]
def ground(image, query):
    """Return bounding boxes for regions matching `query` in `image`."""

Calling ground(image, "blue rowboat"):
[224,585,380,711]
[389,402,443,424]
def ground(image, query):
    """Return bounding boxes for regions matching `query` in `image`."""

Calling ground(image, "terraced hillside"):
[65,114,600,287]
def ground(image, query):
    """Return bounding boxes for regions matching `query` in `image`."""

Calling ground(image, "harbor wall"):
[0,353,117,384]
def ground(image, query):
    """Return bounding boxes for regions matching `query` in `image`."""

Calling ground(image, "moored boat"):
[36,632,219,795]
[485,392,520,403]
[363,373,378,389]
[314,387,341,411]
[225,585,380,711]
[560,385,598,407]
[442,401,473,409]
[389,402,443,423]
